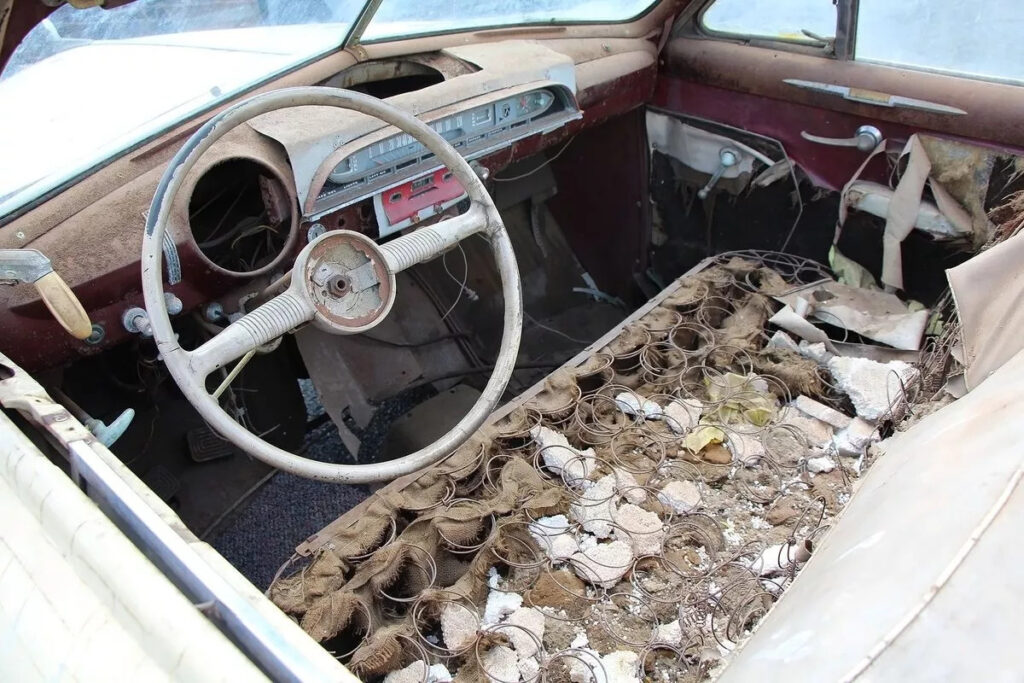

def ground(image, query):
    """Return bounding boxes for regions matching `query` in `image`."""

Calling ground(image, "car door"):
[648,0,1024,301]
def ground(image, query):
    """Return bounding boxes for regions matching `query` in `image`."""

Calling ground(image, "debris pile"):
[270,252,938,682]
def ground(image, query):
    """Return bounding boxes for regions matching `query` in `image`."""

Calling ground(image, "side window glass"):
[701,0,836,45]
[856,0,1024,85]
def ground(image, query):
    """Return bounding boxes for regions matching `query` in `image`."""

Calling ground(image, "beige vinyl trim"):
[0,409,268,682]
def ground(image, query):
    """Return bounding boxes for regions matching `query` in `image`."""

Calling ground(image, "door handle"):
[801,125,882,152]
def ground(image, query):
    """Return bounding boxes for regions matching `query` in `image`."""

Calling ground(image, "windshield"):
[0,0,362,219]
[363,0,659,42]
[0,0,661,221]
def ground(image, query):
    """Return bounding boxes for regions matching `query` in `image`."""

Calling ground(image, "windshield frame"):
[351,0,663,45]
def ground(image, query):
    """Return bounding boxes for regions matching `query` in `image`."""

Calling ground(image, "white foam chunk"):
[568,649,605,683]
[440,602,478,651]
[385,661,453,683]
[730,431,767,464]
[653,619,684,646]
[767,330,801,353]
[657,480,701,513]
[601,651,641,683]
[570,540,634,588]
[748,542,810,577]
[792,395,852,431]
[799,340,833,365]
[482,589,523,626]
[532,425,598,486]
[504,607,546,658]
[807,455,836,474]
[570,474,617,538]
[834,417,878,456]
[827,356,920,421]
[662,398,702,434]
[518,657,541,681]
[528,515,580,562]
[612,469,646,504]
[482,645,520,682]
[614,392,663,419]
[613,503,665,556]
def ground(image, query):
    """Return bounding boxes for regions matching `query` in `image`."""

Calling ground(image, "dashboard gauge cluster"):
[313,86,578,216]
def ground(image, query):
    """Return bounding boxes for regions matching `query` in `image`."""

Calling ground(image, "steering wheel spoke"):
[188,288,314,381]
[381,202,490,273]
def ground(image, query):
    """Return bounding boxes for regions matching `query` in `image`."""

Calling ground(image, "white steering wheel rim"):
[140,87,523,484]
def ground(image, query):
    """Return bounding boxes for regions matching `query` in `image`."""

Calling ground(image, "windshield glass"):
[361,0,658,43]
[0,0,362,219]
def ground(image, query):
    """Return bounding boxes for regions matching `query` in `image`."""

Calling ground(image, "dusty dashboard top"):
[248,41,584,226]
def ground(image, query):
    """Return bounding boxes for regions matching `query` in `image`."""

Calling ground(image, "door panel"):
[657,38,1024,190]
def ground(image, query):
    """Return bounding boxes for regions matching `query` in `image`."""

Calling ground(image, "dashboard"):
[310,84,581,227]
[0,37,658,371]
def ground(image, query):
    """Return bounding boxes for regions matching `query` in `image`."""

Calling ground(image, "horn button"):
[301,230,396,334]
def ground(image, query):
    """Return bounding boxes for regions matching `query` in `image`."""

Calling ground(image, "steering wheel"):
[141,87,523,483]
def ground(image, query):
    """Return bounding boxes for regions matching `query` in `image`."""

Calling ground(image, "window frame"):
[691,0,859,60]
[695,0,1024,87]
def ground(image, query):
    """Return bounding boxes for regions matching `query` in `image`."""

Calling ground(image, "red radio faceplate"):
[373,169,467,237]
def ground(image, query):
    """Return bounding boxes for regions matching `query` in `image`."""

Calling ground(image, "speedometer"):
[318,86,579,211]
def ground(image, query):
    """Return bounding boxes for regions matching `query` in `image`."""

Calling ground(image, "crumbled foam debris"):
[613,504,665,556]
[570,631,590,649]
[780,411,834,452]
[529,515,580,562]
[532,425,598,485]
[611,470,645,504]
[792,395,852,431]
[657,480,701,513]
[570,474,617,538]
[440,603,478,651]
[614,392,663,419]
[384,661,453,683]
[482,645,520,682]
[601,651,641,683]
[722,520,743,546]
[483,589,523,626]
[488,566,501,589]
[826,357,920,421]
[729,431,767,464]
[653,619,684,646]
[568,649,605,683]
[749,515,772,531]
[807,455,836,474]
[428,664,453,682]
[834,417,878,456]
[663,398,703,434]
[578,533,599,552]
[767,330,800,354]
[569,650,640,683]
[570,540,634,588]
[519,657,541,681]
[748,542,810,577]
[799,341,833,365]
[505,607,545,658]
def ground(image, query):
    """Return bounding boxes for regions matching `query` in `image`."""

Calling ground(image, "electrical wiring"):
[491,136,575,183]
